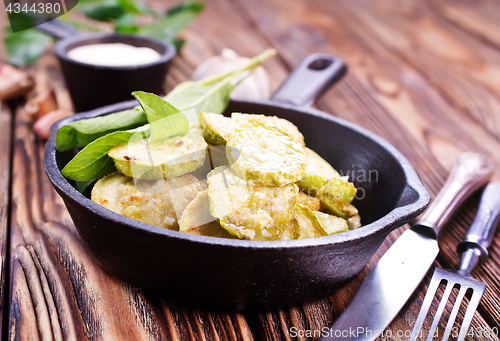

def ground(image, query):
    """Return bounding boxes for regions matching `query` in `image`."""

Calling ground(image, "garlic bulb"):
[191,48,271,100]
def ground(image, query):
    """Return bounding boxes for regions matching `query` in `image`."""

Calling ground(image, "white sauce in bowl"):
[67,43,162,67]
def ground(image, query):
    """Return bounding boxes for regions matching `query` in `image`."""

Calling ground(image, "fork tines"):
[409,268,486,341]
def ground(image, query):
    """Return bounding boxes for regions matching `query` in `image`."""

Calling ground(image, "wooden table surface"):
[2,0,500,339]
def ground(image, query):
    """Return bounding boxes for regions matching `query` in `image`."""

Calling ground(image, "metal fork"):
[410,182,500,341]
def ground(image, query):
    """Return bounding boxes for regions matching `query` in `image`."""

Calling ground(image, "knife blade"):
[320,152,494,341]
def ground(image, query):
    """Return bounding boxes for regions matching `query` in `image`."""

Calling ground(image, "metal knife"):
[319,152,494,341]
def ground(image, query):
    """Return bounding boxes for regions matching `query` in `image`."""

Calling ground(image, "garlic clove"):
[33,109,73,140]
[192,48,271,100]
[25,88,58,120]
[0,64,35,100]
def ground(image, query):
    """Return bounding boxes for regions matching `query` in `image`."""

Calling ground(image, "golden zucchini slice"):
[231,112,305,145]
[165,174,205,220]
[294,204,325,239]
[226,123,307,186]
[298,148,341,187]
[179,190,235,238]
[91,172,201,230]
[297,191,321,211]
[318,180,359,219]
[199,112,239,145]
[199,112,305,147]
[207,166,298,240]
[314,211,349,235]
[298,148,357,219]
[277,220,299,240]
[347,214,362,230]
[108,125,207,180]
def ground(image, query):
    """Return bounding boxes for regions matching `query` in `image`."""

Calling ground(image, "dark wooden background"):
[1,0,500,340]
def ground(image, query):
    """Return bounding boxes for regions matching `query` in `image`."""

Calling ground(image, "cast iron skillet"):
[43,54,430,311]
[37,20,176,112]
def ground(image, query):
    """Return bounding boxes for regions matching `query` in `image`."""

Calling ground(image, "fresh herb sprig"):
[56,108,147,152]
[56,48,276,151]
[60,49,276,184]
[61,124,150,181]
[132,91,189,142]
[61,92,189,182]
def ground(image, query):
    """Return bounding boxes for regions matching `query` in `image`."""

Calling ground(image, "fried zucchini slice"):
[347,214,362,230]
[108,125,207,180]
[179,190,235,238]
[199,112,305,147]
[199,112,239,145]
[318,180,359,219]
[91,172,131,213]
[277,220,299,240]
[226,123,306,186]
[165,174,204,220]
[231,112,305,145]
[293,204,349,239]
[314,211,349,235]
[91,172,201,230]
[207,166,298,240]
[298,148,341,188]
[297,191,321,211]
[298,148,357,219]
[294,204,325,239]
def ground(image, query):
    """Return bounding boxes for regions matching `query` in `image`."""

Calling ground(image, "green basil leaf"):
[165,49,277,114]
[75,180,95,193]
[166,81,233,115]
[4,28,50,67]
[132,91,189,141]
[6,11,38,33]
[172,38,185,50]
[61,125,150,181]
[114,13,138,33]
[56,108,147,152]
[117,0,155,15]
[167,1,205,16]
[137,1,205,44]
[132,2,157,15]
[80,0,125,22]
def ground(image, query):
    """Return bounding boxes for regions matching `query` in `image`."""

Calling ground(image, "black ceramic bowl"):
[43,54,430,311]
[38,20,175,112]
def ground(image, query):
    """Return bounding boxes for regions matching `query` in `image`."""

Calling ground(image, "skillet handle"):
[36,19,79,39]
[270,53,347,107]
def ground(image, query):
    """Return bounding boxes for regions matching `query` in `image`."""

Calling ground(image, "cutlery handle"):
[458,182,500,273]
[417,152,493,237]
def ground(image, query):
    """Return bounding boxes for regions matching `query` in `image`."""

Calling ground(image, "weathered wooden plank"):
[6,0,500,340]
[337,0,500,143]
[433,0,500,52]
[6,1,286,339]
[0,102,12,339]
[235,0,500,339]
[6,53,257,340]
[315,0,500,332]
